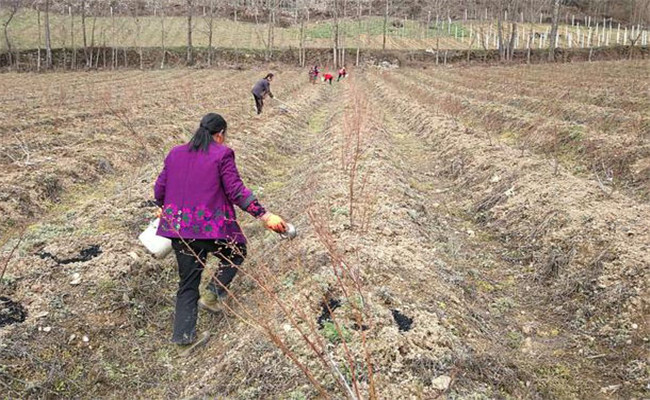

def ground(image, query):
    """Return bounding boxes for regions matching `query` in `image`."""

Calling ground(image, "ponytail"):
[189,113,227,152]
[189,126,213,152]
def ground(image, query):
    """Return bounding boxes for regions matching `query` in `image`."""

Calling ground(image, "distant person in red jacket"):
[323,72,334,85]
[337,67,347,81]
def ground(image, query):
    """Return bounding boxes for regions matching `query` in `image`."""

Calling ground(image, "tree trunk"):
[208,0,215,67]
[548,0,561,61]
[266,6,272,61]
[2,2,17,68]
[90,16,97,68]
[508,22,517,61]
[382,0,388,50]
[70,6,76,69]
[299,11,305,67]
[333,0,339,68]
[187,0,194,65]
[160,3,166,69]
[270,5,275,58]
[497,8,505,61]
[82,0,88,67]
[44,0,52,69]
[37,9,41,71]
[356,0,361,66]
[111,6,116,69]
[133,6,143,70]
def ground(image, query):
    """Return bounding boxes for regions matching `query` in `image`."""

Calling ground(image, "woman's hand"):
[155,207,163,219]
[260,213,287,233]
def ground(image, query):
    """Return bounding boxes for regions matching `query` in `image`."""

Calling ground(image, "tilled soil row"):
[182,74,465,398]
[0,69,304,236]
[391,66,650,200]
[412,64,650,116]
[360,70,649,398]
[447,62,650,110]
[0,73,332,398]
[177,77,354,399]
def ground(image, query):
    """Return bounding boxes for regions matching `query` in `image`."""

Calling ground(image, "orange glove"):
[261,213,287,234]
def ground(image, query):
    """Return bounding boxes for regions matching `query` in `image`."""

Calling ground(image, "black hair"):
[189,113,227,152]
[264,73,274,79]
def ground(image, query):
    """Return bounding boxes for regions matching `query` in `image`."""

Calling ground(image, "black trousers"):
[253,94,264,114]
[170,239,246,344]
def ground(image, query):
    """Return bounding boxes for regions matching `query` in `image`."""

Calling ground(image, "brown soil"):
[0,62,648,399]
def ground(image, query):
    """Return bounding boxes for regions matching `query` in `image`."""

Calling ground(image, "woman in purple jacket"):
[154,113,286,352]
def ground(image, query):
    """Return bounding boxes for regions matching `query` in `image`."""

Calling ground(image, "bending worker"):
[337,67,347,81]
[251,73,274,115]
[154,113,287,355]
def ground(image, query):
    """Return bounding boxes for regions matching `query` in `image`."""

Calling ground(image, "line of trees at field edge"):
[1,0,649,70]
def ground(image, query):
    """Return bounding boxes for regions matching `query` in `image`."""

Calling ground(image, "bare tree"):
[69,4,75,69]
[356,0,362,66]
[89,5,98,68]
[159,0,167,68]
[333,0,340,68]
[382,0,388,50]
[298,2,306,67]
[548,0,560,61]
[129,1,144,70]
[36,5,41,71]
[43,0,52,69]
[265,0,276,61]
[205,0,216,67]
[187,0,194,65]
[111,5,117,69]
[507,21,517,60]
[81,0,89,67]
[497,5,505,60]
[2,0,20,68]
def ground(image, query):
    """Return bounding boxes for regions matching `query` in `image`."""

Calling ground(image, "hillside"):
[1,8,647,53]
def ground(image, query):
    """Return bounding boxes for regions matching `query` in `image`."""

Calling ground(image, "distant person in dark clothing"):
[337,67,347,81]
[309,65,319,84]
[323,72,334,85]
[251,73,274,115]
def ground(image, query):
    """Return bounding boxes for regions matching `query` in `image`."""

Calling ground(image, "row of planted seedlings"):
[356,70,554,397]
[387,67,648,198]
[409,66,648,138]
[0,69,319,397]
[180,80,381,399]
[362,69,650,396]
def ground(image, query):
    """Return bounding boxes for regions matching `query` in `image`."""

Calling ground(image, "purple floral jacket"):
[154,142,265,243]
